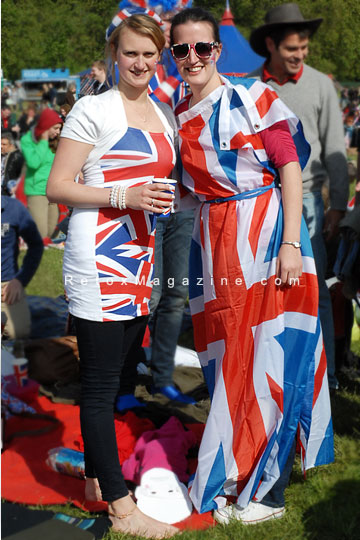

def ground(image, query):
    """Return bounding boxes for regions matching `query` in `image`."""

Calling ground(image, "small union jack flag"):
[13,360,28,387]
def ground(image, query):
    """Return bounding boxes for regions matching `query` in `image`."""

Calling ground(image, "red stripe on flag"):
[97,207,125,227]
[99,281,152,299]
[230,132,264,151]
[283,273,319,317]
[95,222,119,245]
[266,373,284,413]
[179,115,236,200]
[255,87,279,119]
[248,188,271,258]
[152,88,172,104]
[313,346,327,407]
[96,262,127,279]
[101,154,145,161]
[103,299,130,311]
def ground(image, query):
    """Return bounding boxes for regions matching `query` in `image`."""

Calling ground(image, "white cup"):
[152,178,177,217]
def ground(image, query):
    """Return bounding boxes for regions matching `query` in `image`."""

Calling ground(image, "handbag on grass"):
[25,336,80,385]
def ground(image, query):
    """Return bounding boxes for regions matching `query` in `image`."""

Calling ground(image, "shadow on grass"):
[337,369,360,394]
[303,479,360,540]
[331,375,360,438]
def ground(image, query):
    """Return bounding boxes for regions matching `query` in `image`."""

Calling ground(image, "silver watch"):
[281,241,301,248]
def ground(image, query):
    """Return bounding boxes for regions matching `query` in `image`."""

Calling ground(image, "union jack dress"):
[175,77,334,513]
[62,89,176,322]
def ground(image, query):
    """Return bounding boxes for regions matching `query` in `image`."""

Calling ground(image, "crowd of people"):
[1,1,360,538]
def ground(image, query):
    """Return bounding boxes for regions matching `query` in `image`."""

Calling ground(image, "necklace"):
[121,94,150,123]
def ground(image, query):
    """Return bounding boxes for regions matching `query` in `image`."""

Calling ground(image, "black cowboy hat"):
[250,3,323,57]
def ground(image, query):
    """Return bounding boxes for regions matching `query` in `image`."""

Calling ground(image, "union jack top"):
[176,76,310,202]
[61,89,176,321]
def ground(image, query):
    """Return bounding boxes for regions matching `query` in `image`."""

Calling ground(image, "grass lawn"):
[20,247,64,298]
[18,243,360,540]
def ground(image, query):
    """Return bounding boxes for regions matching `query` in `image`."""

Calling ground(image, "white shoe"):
[213,501,285,525]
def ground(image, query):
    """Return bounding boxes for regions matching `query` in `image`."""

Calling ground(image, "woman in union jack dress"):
[171,7,334,524]
[47,14,178,539]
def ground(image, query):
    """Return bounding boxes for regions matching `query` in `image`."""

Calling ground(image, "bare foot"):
[85,479,135,503]
[109,498,178,539]
[85,477,102,501]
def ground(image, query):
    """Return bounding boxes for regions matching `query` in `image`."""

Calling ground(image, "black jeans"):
[74,315,148,502]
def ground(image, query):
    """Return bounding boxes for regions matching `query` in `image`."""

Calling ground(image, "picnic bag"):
[25,336,80,385]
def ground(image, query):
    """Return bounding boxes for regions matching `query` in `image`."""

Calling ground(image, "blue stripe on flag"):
[293,120,311,171]
[273,324,318,472]
[96,223,130,254]
[101,301,138,318]
[299,318,320,441]
[315,418,334,466]
[200,442,227,513]
[189,238,203,300]
[264,204,313,263]
[202,358,216,400]
[250,429,278,501]
[264,203,283,263]
[223,76,256,90]
[209,100,239,189]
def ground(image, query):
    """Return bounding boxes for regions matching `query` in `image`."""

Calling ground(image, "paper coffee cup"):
[152,179,177,217]
[12,357,29,387]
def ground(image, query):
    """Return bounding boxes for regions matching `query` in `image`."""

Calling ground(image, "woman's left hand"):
[276,244,302,286]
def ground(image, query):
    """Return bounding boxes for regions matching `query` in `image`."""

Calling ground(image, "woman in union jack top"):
[47,14,178,539]
[171,7,334,524]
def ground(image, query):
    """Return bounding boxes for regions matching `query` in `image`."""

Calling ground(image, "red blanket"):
[1,396,213,530]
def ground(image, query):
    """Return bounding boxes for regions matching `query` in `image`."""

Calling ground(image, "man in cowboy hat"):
[249,2,349,393]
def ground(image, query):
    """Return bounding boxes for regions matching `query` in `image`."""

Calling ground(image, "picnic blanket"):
[1,368,213,530]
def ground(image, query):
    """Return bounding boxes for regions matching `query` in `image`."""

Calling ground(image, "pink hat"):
[34,108,63,139]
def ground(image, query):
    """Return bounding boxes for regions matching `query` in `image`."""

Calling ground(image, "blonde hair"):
[106,14,165,86]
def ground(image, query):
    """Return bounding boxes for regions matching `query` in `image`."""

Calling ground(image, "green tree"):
[1,0,360,81]
[197,0,360,81]
[1,0,116,80]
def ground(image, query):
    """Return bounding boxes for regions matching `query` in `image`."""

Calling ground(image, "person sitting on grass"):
[1,194,43,340]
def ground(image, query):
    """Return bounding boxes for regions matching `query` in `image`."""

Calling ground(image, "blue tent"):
[217,1,264,75]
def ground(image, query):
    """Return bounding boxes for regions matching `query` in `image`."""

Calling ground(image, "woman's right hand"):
[125,182,174,213]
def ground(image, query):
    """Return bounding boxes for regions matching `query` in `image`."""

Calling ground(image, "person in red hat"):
[20,108,63,241]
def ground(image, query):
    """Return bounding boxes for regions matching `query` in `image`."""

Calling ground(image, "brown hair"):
[265,27,311,59]
[170,7,220,45]
[91,60,106,72]
[60,103,72,115]
[106,14,165,86]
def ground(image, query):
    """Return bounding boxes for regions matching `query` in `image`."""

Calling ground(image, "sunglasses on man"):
[171,41,219,61]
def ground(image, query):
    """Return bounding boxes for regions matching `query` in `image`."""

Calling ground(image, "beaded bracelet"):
[118,186,127,210]
[109,185,120,208]
[109,185,127,210]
